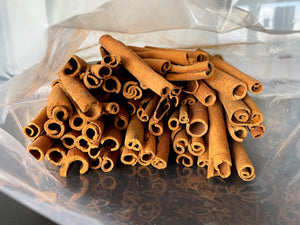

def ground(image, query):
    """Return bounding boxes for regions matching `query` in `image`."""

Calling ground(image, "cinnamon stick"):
[47,83,73,121]
[120,146,139,166]
[219,93,250,124]
[89,157,102,170]
[138,132,156,166]
[58,55,87,78]
[180,80,199,94]
[170,61,211,73]
[27,135,52,162]
[225,114,248,142]
[204,68,247,100]
[248,123,265,139]
[176,151,194,167]
[125,115,144,151]
[122,81,143,100]
[61,130,80,149]
[193,80,216,107]
[44,119,66,139]
[168,108,180,131]
[101,55,121,69]
[207,99,232,179]
[99,35,180,98]
[101,125,124,151]
[137,92,159,122]
[82,119,105,144]
[189,136,205,156]
[83,73,103,89]
[102,75,122,94]
[148,115,164,136]
[197,149,208,167]
[75,135,91,153]
[60,75,103,120]
[230,140,256,181]
[143,58,171,74]
[90,64,112,79]
[186,101,208,137]
[173,128,189,155]
[181,94,196,106]
[88,146,102,159]
[60,147,89,177]
[101,150,120,172]
[69,112,87,131]
[151,124,170,169]
[243,94,264,125]
[127,99,141,116]
[209,56,263,94]
[152,95,170,122]
[103,102,120,115]
[23,106,48,139]
[45,143,67,166]
[114,105,129,130]
[165,70,213,81]
[179,104,189,124]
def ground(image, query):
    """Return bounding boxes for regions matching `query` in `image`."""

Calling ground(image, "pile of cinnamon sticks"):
[23,35,265,181]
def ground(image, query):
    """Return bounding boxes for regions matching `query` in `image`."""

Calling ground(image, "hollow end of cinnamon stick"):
[24,124,39,139]
[83,73,103,89]
[69,113,87,131]
[176,152,194,167]
[232,84,247,99]
[44,119,66,139]
[45,144,67,166]
[89,157,102,170]
[75,136,91,152]
[186,120,208,137]
[90,64,112,79]
[103,76,122,94]
[27,135,52,162]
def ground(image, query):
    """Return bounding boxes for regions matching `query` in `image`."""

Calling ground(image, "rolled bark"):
[197,149,208,167]
[69,113,87,131]
[151,124,170,169]
[89,157,102,170]
[114,105,129,130]
[60,147,89,177]
[61,130,81,149]
[125,115,144,151]
[173,128,189,155]
[186,101,208,137]
[180,80,199,94]
[120,146,139,166]
[181,94,196,106]
[75,135,91,153]
[193,80,216,107]
[47,83,73,122]
[99,35,180,98]
[45,143,67,166]
[101,55,121,69]
[243,94,264,125]
[204,68,247,101]
[138,132,156,166]
[207,99,232,179]
[248,123,265,139]
[58,55,87,78]
[27,135,52,162]
[168,108,180,131]
[165,70,213,81]
[143,58,171,74]
[102,75,122,94]
[83,73,103,89]
[230,140,256,181]
[179,104,189,124]
[44,119,66,139]
[170,61,211,73]
[88,146,102,159]
[176,151,194,167]
[152,95,170,122]
[82,119,105,144]
[148,115,164,136]
[103,102,120,115]
[219,92,250,125]
[137,92,160,122]
[90,64,112,79]
[225,114,248,142]
[101,125,124,151]
[127,99,141,116]
[209,56,263,94]
[23,106,48,139]
[122,81,143,100]
[60,75,103,120]
[101,150,120,172]
[189,136,205,156]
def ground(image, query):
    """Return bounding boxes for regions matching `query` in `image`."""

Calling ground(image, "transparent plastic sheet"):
[0,0,300,224]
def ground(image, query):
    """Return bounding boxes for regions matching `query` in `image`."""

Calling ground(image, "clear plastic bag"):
[0,1,300,224]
